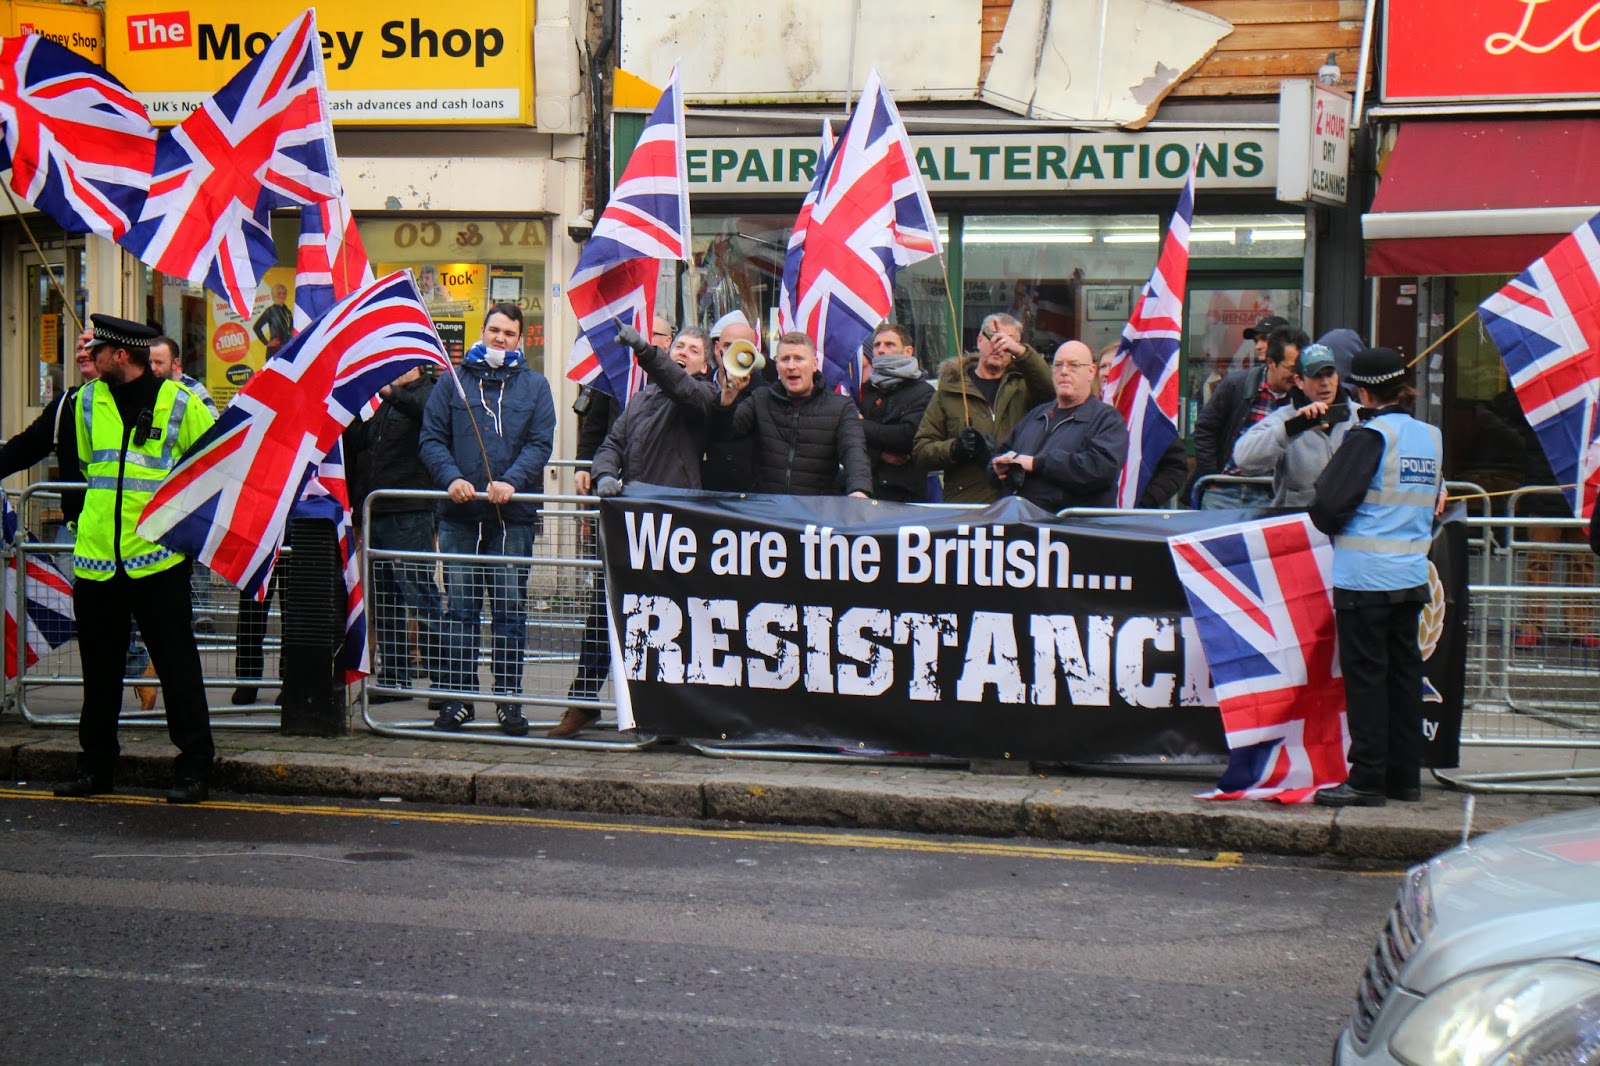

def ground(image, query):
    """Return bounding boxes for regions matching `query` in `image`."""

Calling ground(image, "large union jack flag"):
[780,68,939,395]
[0,33,156,241]
[288,195,379,680]
[1169,514,1348,803]
[1100,167,1193,508]
[118,8,339,321]
[1479,212,1600,521]
[1,496,74,680]
[565,63,689,403]
[136,270,449,600]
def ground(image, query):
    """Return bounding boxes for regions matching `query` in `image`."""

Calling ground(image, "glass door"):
[1181,276,1303,439]
[21,242,88,482]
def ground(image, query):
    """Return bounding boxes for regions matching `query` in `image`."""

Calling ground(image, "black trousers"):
[75,562,214,782]
[235,575,280,683]
[1335,600,1425,794]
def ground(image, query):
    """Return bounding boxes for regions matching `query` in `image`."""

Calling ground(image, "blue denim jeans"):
[1199,480,1273,511]
[370,510,445,687]
[437,518,533,698]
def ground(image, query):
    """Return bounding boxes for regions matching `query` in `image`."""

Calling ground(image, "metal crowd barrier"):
[7,482,285,728]
[8,473,1596,792]
[357,487,655,750]
[1189,474,1274,510]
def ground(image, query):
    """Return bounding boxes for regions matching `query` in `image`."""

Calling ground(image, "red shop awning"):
[1364,119,1600,276]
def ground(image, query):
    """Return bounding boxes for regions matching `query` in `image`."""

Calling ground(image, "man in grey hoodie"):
[1230,343,1358,507]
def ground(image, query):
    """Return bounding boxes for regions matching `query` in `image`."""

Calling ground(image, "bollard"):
[279,517,348,736]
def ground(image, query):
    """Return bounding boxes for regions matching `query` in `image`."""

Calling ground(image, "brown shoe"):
[136,661,159,711]
[547,708,597,739]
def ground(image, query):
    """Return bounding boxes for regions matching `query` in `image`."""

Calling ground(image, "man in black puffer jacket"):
[589,326,719,491]
[714,332,872,497]
[551,324,722,740]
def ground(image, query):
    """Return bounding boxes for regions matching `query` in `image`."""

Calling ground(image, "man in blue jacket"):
[419,304,555,736]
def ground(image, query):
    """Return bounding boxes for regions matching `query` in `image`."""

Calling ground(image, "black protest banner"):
[598,490,1467,766]
[1421,514,1469,768]
[600,490,1227,762]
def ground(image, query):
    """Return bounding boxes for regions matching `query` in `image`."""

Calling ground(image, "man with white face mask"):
[419,303,556,737]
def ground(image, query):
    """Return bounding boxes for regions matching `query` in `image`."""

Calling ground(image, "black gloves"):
[615,323,651,356]
[951,427,993,464]
[594,475,624,498]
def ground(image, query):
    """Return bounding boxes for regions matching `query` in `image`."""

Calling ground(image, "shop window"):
[1188,214,1305,261]
[358,218,549,373]
[136,216,550,408]
[687,213,952,374]
[961,214,1159,357]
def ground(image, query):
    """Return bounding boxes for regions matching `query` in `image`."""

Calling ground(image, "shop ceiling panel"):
[619,0,981,102]
[981,0,1232,128]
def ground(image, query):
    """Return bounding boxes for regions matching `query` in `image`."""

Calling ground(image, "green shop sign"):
[685,132,1278,195]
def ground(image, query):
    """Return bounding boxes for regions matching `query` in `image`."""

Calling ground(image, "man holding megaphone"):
[714,332,872,498]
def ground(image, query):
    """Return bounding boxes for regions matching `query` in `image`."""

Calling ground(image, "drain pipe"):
[588,0,619,216]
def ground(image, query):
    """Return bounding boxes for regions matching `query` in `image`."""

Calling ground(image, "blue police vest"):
[1331,412,1441,592]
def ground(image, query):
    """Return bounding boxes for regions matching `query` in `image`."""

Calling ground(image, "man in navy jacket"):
[991,340,1128,512]
[419,304,555,736]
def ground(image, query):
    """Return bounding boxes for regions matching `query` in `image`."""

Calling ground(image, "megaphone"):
[722,339,767,380]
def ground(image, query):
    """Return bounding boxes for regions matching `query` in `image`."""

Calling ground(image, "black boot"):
[54,773,114,798]
[166,779,210,805]
[1313,783,1387,808]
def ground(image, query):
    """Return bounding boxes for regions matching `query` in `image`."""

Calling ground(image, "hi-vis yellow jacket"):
[72,377,215,580]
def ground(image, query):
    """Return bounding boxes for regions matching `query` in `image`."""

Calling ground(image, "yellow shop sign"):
[5,1,105,64]
[104,0,534,126]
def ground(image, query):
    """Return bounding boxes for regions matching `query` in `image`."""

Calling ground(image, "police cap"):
[1346,347,1408,386]
[88,314,160,350]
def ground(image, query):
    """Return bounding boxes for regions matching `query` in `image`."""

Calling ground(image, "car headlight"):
[1389,960,1600,1066]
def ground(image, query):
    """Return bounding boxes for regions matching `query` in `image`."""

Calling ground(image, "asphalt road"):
[0,788,1402,1065]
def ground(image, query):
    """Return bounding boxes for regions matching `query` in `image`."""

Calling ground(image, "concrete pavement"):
[2,712,1595,862]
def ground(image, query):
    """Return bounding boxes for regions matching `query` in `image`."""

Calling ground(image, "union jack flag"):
[293,198,375,331]
[288,195,378,680]
[292,440,368,682]
[780,68,940,395]
[1168,514,1348,803]
[566,63,689,403]
[119,9,340,321]
[1478,211,1600,521]
[0,33,156,241]
[1,496,74,679]
[1101,167,1193,508]
[777,117,835,331]
[136,270,450,600]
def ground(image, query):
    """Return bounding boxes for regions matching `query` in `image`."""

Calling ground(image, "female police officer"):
[1308,347,1443,807]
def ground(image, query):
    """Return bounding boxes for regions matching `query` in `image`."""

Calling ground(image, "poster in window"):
[380,261,488,362]
[205,266,296,408]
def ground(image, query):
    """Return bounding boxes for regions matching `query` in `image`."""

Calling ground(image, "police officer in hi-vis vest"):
[53,315,218,805]
[1308,347,1444,808]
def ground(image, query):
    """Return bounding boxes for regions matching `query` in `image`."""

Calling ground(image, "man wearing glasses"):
[990,340,1128,511]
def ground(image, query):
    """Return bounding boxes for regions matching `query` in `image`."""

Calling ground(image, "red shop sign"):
[1384,0,1600,102]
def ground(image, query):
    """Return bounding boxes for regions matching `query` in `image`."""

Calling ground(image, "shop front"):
[1364,0,1600,493]
[670,124,1312,440]
[1,0,590,487]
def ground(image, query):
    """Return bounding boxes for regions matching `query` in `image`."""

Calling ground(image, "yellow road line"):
[0,786,1394,874]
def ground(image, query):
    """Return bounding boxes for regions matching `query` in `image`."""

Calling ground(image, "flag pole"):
[935,250,972,428]
[1405,309,1477,369]
[1,183,85,336]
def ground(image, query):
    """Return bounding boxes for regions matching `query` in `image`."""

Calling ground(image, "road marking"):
[0,786,1387,874]
[22,965,1299,1066]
